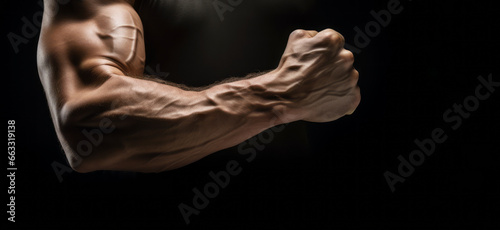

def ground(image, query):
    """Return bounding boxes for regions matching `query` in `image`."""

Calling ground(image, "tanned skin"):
[37,0,361,173]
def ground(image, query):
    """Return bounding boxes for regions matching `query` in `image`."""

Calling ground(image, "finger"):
[313,29,345,52]
[304,30,319,37]
[317,29,344,41]
[336,49,355,69]
[290,29,318,40]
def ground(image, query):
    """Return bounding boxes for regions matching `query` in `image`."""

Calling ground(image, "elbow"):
[67,155,96,173]
[58,128,118,173]
[57,103,116,173]
[60,133,176,173]
[61,141,116,173]
[59,131,110,173]
[58,141,100,173]
[55,100,178,174]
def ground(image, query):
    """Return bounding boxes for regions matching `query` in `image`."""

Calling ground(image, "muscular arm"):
[37,0,360,173]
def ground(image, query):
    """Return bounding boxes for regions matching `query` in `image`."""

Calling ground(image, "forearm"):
[61,70,288,172]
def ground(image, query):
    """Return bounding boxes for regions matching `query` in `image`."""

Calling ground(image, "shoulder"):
[38,2,145,81]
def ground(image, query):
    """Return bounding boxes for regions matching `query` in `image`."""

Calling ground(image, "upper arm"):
[38,2,146,117]
[37,2,147,171]
[38,2,146,92]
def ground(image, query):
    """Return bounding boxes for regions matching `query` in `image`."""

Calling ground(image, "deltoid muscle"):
[95,9,146,73]
[113,24,142,63]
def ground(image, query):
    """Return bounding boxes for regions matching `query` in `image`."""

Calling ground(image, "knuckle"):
[321,31,337,42]
[290,29,306,39]
[339,49,355,63]
[345,50,355,62]
[320,29,336,37]
[325,32,344,46]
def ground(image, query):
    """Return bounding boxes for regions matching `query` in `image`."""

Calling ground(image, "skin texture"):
[37,0,360,173]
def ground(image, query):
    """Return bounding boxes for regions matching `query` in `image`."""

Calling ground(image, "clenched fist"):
[266,29,361,123]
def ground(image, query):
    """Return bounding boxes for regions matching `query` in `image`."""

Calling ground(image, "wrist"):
[202,69,295,127]
[249,69,301,125]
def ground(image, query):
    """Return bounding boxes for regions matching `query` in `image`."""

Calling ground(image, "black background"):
[4,0,499,229]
